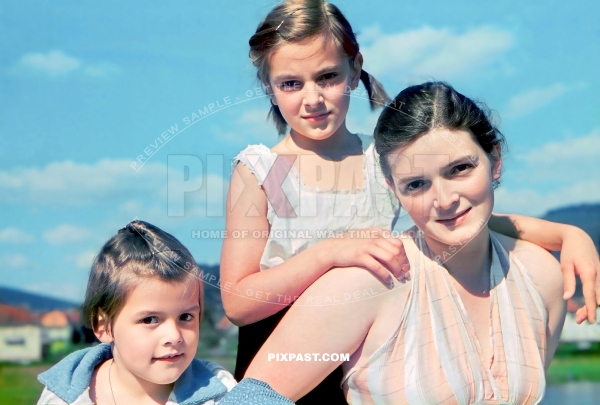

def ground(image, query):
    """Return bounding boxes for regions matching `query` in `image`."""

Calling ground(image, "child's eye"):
[140,316,159,324]
[279,80,300,91]
[180,313,195,322]
[318,72,338,82]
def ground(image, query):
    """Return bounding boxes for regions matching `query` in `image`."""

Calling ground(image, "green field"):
[1,349,599,404]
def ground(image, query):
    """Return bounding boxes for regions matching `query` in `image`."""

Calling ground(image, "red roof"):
[0,304,37,326]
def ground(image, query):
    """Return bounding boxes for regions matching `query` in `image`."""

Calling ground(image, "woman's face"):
[385,127,501,246]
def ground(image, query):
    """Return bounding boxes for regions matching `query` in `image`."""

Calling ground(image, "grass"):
[0,363,49,405]
[547,343,600,384]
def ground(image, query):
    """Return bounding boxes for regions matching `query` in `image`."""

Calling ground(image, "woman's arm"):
[489,213,599,323]
[221,163,408,326]
[244,267,389,401]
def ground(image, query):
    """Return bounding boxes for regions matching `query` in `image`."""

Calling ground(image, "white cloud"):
[0,227,34,243]
[75,250,97,269]
[43,224,91,245]
[0,159,167,205]
[516,129,600,181]
[360,25,514,83]
[0,254,31,269]
[495,129,600,215]
[503,84,572,119]
[83,62,121,77]
[15,50,81,76]
[12,49,120,78]
[495,178,600,217]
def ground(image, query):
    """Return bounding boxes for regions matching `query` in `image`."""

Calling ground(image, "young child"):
[37,221,237,405]
[221,0,599,403]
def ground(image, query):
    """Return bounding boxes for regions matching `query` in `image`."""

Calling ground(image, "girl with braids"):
[221,1,599,403]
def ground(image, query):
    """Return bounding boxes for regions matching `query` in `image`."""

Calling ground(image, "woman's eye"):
[451,163,473,174]
[279,81,300,91]
[406,180,425,192]
[141,316,159,324]
[180,313,195,322]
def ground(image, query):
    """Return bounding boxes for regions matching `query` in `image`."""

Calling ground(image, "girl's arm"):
[244,267,387,401]
[220,163,408,326]
[489,213,599,323]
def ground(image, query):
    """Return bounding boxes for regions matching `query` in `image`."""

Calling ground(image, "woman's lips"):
[302,111,330,123]
[436,207,471,227]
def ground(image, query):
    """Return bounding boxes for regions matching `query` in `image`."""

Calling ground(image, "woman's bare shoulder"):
[492,231,563,302]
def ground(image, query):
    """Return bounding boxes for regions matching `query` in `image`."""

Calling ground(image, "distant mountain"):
[541,202,600,298]
[0,286,80,313]
[542,203,600,250]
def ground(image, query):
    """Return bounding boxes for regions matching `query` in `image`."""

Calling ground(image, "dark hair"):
[374,81,506,183]
[249,0,390,135]
[81,220,203,332]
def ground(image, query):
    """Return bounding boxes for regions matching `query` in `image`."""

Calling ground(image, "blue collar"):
[38,343,227,404]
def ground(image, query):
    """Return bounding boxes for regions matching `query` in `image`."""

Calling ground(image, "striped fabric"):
[342,231,547,405]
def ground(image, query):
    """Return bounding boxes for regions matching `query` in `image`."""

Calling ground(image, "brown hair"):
[249,0,390,135]
[374,82,506,185]
[81,220,203,333]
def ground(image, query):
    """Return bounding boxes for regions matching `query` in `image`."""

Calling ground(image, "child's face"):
[268,35,361,140]
[101,277,200,387]
[386,128,501,246]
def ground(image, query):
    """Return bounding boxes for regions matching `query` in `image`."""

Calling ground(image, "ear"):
[350,52,363,90]
[491,144,502,181]
[94,311,114,344]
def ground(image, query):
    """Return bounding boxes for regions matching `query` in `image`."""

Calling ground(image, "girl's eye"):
[141,316,159,324]
[406,180,425,192]
[318,72,338,82]
[180,313,195,322]
[279,81,300,91]
[451,163,473,174]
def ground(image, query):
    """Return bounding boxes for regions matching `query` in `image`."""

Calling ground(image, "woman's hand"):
[319,227,409,284]
[560,226,600,324]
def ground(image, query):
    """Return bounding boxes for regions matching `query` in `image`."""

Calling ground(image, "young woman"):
[240,82,569,404]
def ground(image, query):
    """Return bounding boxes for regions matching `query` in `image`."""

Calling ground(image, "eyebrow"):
[272,65,342,83]
[133,305,201,317]
[395,155,477,185]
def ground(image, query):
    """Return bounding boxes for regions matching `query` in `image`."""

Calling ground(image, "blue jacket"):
[37,343,232,405]
[37,343,294,405]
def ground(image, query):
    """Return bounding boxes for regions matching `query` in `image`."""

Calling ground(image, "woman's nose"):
[432,181,459,211]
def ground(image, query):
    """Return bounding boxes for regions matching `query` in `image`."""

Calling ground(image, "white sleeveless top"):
[233,135,400,270]
[342,231,548,405]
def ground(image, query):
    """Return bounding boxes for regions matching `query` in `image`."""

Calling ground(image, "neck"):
[110,359,172,404]
[424,226,492,295]
[288,122,361,159]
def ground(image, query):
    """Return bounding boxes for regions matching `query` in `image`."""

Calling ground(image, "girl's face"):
[268,35,361,140]
[98,277,201,389]
[386,128,501,246]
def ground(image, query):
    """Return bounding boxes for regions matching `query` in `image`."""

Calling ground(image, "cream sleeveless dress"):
[233,134,400,271]
[342,231,548,405]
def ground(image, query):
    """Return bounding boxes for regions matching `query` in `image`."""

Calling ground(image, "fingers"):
[575,306,588,325]
[372,239,410,279]
[359,255,393,285]
[561,264,576,300]
[580,268,598,323]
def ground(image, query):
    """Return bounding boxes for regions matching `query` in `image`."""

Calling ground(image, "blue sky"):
[1,1,599,301]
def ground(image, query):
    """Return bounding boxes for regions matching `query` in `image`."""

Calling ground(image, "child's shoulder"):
[37,344,112,405]
[197,359,237,391]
